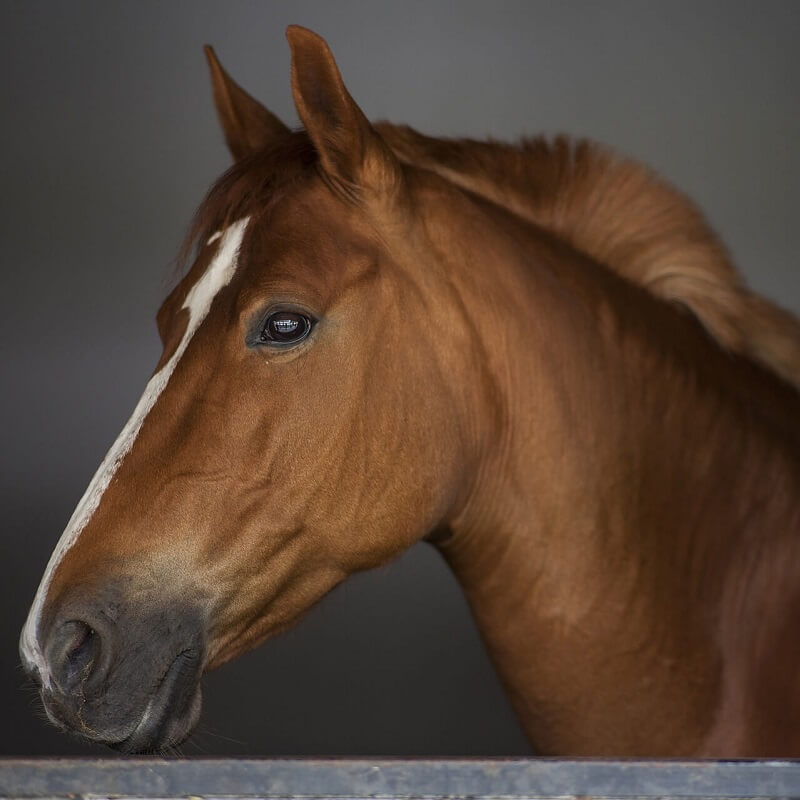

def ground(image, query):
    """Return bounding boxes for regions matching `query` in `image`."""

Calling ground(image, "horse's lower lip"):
[113,649,201,753]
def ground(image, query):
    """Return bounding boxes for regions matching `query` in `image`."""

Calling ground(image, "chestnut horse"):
[20,26,800,756]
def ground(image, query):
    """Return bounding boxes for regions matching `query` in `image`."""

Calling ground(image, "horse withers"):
[20,26,800,755]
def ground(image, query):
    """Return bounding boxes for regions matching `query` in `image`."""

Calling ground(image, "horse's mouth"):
[113,649,202,753]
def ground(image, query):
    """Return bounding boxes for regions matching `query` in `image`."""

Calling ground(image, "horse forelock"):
[178,131,319,273]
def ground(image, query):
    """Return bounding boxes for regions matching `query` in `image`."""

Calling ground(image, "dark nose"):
[44,615,114,696]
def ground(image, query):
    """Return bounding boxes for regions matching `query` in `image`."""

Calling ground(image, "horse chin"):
[111,649,203,754]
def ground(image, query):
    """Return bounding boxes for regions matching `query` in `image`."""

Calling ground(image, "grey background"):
[2,1,799,756]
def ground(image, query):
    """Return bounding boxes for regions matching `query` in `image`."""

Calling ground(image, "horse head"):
[20,27,490,752]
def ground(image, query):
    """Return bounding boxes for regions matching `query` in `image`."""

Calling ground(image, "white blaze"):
[20,218,249,686]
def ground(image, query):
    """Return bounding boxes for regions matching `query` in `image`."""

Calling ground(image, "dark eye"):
[259,311,313,345]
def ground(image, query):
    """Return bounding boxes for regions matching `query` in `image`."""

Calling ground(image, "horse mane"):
[379,124,800,392]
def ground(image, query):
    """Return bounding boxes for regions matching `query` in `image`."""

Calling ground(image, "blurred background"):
[2,0,799,756]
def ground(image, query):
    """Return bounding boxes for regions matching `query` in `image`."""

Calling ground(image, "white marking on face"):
[20,217,249,686]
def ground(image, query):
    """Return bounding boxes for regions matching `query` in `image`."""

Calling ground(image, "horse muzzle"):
[22,585,206,753]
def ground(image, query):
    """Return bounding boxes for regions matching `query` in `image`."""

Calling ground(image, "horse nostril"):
[67,622,95,667]
[47,620,105,694]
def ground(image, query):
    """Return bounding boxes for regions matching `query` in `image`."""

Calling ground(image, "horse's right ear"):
[204,45,289,161]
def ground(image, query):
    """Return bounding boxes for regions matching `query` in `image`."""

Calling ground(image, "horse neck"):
[413,181,800,755]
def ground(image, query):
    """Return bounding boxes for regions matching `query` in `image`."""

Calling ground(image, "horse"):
[19,25,800,756]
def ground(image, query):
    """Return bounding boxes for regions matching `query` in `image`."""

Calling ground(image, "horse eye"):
[259,311,312,345]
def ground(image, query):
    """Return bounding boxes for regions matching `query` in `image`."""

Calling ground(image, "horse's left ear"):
[286,25,402,199]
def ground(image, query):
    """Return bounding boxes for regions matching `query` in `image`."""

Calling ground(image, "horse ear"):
[286,25,402,198]
[204,45,290,161]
